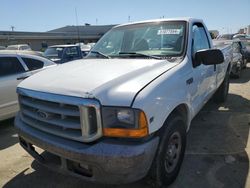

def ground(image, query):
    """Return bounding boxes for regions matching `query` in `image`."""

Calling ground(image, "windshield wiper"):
[119,52,162,60]
[89,51,110,59]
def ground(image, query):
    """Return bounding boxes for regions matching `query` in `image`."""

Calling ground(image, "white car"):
[0,51,56,121]
[6,44,32,51]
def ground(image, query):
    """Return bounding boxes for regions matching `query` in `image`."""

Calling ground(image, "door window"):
[192,24,210,54]
[0,57,25,76]
[20,46,31,50]
[22,57,44,71]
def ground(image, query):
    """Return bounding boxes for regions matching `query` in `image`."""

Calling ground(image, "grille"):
[18,88,102,142]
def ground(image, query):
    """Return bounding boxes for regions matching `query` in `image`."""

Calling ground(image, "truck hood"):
[18,58,178,106]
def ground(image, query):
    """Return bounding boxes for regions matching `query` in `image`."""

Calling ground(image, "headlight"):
[117,109,135,125]
[102,107,148,138]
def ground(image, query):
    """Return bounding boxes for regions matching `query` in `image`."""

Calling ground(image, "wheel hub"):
[164,132,182,173]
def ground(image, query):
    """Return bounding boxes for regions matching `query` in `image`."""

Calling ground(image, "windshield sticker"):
[157,29,181,35]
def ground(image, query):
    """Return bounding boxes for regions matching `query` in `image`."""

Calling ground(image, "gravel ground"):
[0,65,250,188]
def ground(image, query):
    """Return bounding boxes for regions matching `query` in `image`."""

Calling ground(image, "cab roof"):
[114,17,203,28]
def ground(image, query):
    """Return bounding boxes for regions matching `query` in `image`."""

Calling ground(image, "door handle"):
[186,77,193,85]
[17,76,29,80]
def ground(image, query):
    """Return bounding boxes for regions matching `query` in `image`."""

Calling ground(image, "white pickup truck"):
[15,18,232,187]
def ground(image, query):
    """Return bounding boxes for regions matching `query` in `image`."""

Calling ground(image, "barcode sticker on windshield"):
[157,29,181,35]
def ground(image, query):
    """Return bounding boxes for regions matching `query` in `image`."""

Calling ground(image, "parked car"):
[44,45,83,64]
[0,51,56,121]
[6,44,32,51]
[216,34,234,40]
[15,18,231,187]
[214,40,243,78]
[5,49,44,57]
[239,39,250,63]
[233,34,250,40]
[75,43,92,57]
[239,40,250,65]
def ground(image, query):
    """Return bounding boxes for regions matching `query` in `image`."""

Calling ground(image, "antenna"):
[128,16,130,22]
[75,8,80,42]
[96,18,98,25]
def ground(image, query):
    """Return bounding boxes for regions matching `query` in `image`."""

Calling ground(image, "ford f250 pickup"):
[15,18,232,187]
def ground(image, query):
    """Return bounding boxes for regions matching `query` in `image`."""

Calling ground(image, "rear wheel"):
[214,69,230,103]
[148,114,186,187]
[242,58,247,69]
[230,66,241,78]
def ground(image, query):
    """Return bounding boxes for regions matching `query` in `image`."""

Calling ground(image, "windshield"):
[44,47,64,59]
[89,21,187,58]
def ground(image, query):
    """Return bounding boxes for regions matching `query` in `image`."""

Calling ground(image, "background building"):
[0,24,115,51]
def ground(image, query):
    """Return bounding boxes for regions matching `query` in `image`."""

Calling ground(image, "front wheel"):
[148,114,186,187]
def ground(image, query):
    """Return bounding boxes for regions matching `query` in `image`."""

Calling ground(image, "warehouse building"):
[0,25,115,51]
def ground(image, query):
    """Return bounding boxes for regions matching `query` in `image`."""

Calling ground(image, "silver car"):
[6,44,31,51]
[0,51,56,121]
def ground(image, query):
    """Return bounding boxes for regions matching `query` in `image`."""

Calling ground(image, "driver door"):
[190,23,216,115]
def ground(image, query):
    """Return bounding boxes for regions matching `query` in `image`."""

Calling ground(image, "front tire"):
[148,114,186,187]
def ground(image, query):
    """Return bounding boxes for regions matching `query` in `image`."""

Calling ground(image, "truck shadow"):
[171,92,250,188]
[0,118,19,150]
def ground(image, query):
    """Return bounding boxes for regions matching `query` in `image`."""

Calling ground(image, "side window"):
[22,57,44,71]
[0,57,25,77]
[232,42,240,53]
[20,46,30,50]
[192,24,210,54]
[65,47,80,58]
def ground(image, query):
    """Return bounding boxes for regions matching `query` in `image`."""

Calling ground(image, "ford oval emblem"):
[37,110,50,119]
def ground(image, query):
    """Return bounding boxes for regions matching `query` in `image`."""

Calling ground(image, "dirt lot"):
[1,65,250,188]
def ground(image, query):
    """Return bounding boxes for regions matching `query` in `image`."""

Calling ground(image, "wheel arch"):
[163,103,191,132]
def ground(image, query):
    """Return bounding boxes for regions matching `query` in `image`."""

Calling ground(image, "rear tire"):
[230,67,241,78]
[242,58,247,69]
[148,114,186,187]
[214,69,230,103]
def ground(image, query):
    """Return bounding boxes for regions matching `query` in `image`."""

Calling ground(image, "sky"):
[0,0,250,34]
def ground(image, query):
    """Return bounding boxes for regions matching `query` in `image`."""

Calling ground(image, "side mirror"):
[194,49,224,67]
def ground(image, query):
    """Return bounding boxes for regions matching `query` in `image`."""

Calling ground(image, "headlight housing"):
[102,107,148,138]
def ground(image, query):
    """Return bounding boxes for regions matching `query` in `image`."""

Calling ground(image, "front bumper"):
[15,114,159,184]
